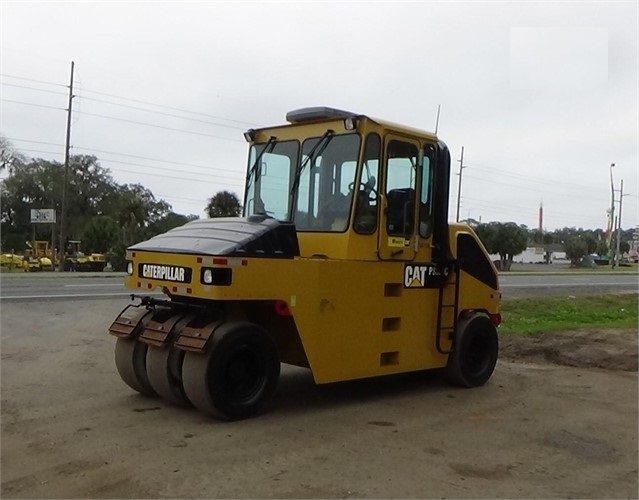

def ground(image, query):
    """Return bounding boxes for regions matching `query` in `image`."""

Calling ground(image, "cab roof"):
[284,106,438,141]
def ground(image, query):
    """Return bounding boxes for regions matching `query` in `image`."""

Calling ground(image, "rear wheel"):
[444,314,498,387]
[182,323,280,420]
[115,338,157,397]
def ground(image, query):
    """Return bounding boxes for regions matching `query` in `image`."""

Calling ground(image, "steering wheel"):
[349,176,377,199]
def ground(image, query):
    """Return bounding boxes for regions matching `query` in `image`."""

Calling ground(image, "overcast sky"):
[1,1,637,232]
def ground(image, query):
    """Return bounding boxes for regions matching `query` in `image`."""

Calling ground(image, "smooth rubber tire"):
[444,314,498,387]
[182,322,280,420]
[114,338,157,397]
[146,345,190,407]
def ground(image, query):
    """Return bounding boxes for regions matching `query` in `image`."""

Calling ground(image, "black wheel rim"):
[464,330,492,377]
[222,345,266,403]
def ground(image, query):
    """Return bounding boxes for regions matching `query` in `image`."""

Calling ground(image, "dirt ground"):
[500,328,638,372]
[1,297,637,499]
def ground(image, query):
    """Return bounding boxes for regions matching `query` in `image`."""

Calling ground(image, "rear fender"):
[138,308,195,348]
[108,303,153,339]
[173,316,225,352]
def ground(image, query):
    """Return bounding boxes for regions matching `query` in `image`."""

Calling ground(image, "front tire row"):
[115,322,280,421]
[114,314,498,420]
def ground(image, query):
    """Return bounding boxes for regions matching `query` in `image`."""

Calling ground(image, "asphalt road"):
[0,271,636,300]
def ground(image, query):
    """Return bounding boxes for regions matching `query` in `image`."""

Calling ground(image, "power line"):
[465,162,604,196]
[462,200,606,226]
[16,148,65,157]
[2,73,256,129]
[0,73,67,88]
[7,137,65,147]
[72,109,244,142]
[1,73,254,127]
[99,157,243,183]
[111,165,243,186]
[0,82,69,96]
[0,98,66,112]
[74,146,243,175]
[463,173,609,203]
[8,138,246,177]
[79,87,256,127]
[463,193,607,216]
[463,196,599,222]
[15,148,244,185]
[75,94,247,131]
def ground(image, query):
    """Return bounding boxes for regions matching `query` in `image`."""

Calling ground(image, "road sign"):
[30,209,56,224]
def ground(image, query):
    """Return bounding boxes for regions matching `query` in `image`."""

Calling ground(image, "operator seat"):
[386,188,415,236]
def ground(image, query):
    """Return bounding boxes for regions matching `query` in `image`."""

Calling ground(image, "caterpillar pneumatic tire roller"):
[109,107,501,420]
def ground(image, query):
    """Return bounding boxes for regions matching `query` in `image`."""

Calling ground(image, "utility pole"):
[58,61,75,272]
[615,179,625,268]
[608,163,615,248]
[455,146,465,222]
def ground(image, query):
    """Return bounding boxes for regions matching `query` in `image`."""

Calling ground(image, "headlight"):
[200,267,232,286]
[202,268,213,284]
[126,262,133,275]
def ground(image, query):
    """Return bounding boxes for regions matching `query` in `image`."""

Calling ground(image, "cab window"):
[419,146,434,237]
[385,140,418,237]
[353,133,381,234]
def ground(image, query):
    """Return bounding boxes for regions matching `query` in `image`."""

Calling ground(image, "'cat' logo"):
[404,264,449,288]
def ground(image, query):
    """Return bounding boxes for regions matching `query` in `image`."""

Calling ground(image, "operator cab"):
[243,107,450,263]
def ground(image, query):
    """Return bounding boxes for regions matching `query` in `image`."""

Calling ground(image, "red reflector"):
[213,258,227,266]
[137,282,141,288]
[147,283,153,289]
[241,259,248,266]
[186,288,192,294]
[274,300,291,316]
[172,286,178,292]
[132,252,136,257]
[196,257,202,263]
[490,313,502,326]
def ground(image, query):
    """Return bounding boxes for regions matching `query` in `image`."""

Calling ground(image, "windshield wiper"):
[290,130,334,194]
[244,136,277,211]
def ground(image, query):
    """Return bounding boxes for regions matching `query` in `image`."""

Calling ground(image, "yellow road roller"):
[109,107,501,420]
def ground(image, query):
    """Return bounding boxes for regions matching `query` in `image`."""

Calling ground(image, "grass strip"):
[500,293,638,335]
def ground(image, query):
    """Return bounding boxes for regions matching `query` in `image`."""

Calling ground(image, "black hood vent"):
[129,216,300,258]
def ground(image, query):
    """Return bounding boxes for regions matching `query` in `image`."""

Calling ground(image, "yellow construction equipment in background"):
[62,240,106,272]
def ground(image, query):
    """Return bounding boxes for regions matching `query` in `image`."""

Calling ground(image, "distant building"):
[514,247,548,264]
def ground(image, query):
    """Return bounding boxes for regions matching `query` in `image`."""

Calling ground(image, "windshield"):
[244,133,361,232]
[244,140,299,220]
[294,134,360,231]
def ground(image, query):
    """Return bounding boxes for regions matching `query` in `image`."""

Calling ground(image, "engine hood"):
[129,216,300,258]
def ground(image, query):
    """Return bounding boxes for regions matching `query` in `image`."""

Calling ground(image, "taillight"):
[274,300,291,316]
[490,313,502,326]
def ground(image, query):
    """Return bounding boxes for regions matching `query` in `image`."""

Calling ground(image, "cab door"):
[378,136,420,260]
